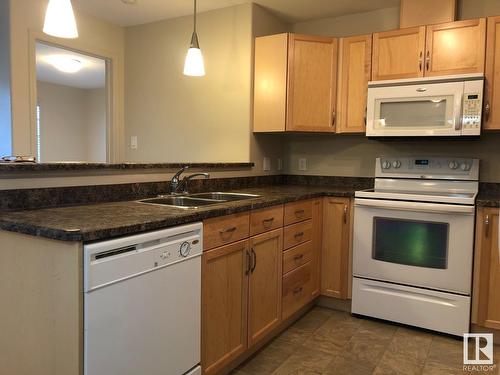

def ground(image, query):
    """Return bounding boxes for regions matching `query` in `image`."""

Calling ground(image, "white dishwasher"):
[84,222,203,375]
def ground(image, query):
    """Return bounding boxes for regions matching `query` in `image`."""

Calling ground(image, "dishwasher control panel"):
[84,222,203,292]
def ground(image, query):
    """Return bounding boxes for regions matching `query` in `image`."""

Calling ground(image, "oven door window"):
[372,217,449,269]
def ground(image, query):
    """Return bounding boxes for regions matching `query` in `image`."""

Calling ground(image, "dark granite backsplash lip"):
[477,182,500,208]
[0,162,254,173]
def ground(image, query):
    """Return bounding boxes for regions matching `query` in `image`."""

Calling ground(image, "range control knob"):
[392,160,401,169]
[461,163,471,171]
[382,161,391,169]
[448,161,458,170]
[179,241,191,257]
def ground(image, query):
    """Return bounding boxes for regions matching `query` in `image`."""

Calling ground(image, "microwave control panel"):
[462,92,482,130]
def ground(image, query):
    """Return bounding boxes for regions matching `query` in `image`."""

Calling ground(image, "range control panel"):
[376,157,480,180]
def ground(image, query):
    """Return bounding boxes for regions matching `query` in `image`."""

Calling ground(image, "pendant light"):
[183,0,205,76]
[43,0,79,39]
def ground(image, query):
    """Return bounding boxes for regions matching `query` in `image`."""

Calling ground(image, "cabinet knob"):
[485,214,490,238]
[485,101,491,121]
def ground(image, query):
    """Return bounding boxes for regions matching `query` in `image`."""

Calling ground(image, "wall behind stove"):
[286,0,500,183]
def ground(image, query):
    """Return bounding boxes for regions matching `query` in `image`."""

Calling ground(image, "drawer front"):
[283,220,312,250]
[250,205,284,236]
[284,200,313,226]
[282,262,312,320]
[283,241,313,275]
[203,212,250,250]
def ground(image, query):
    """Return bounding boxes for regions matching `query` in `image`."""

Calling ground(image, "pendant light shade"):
[43,0,79,39]
[183,0,205,76]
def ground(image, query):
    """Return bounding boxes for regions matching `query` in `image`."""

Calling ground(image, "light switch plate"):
[263,157,271,171]
[298,158,307,171]
[131,136,138,150]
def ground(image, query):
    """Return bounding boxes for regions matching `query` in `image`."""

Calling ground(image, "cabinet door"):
[475,208,500,330]
[202,240,250,375]
[321,197,350,299]
[253,34,288,132]
[484,16,500,130]
[311,198,323,298]
[372,26,425,80]
[337,34,372,134]
[287,34,338,132]
[248,229,283,347]
[425,18,486,77]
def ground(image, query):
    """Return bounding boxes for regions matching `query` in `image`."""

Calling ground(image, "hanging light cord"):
[193,0,197,34]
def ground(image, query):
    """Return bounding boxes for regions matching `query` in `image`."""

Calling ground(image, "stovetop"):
[355,157,480,205]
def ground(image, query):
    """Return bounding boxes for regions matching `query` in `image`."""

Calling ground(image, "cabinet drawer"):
[282,262,312,320]
[283,220,312,250]
[283,241,313,275]
[203,213,250,250]
[284,200,313,225]
[250,205,284,236]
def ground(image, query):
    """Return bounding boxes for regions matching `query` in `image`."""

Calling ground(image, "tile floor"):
[231,307,500,375]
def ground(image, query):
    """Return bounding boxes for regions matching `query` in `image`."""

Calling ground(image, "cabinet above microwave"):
[366,74,484,137]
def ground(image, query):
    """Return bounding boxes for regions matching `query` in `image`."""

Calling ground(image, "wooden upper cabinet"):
[248,229,283,347]
[202,240,249,375]
[321,197,351,299]
[372,26,426,80]
[484,16,500,131]
[253,33,338,133]
[253,34,288,132]
[473,208,500,330]
[337,34,372,133]
[287,34,338,132]
[425,18,486,76]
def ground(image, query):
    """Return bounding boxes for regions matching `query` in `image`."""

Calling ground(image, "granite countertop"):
[476,193,500,208]
[0,185,358,242]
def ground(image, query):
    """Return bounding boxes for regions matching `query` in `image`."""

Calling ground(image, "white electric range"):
[352,157,479,336]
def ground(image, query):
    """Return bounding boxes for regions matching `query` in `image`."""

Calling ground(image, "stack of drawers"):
[282,200,315,320]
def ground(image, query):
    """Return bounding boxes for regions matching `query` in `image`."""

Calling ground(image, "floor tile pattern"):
[232,307,500,375]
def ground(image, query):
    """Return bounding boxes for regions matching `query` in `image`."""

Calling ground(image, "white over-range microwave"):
[366,74,484,137]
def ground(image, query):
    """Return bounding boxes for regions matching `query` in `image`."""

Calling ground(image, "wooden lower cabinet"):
[321,197,351,299]
[202,200,326,374]
[311,199,323,298]
[473,207,500,330]
[201,240,250,375]
[248,229,283,347]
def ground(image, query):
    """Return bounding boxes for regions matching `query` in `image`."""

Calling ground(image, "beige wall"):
[36,82,107,163]
[9,0,125,160]
[293,7,400,37]
[285,0,500,182]
[86,88,107,162]
[125,3,287,175]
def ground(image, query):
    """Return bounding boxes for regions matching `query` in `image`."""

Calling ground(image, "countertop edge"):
[0,190,354,242]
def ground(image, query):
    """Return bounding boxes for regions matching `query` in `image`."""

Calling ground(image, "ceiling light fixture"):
[183,0,205,77]
[45,55,83,73]
[43,0,79,39]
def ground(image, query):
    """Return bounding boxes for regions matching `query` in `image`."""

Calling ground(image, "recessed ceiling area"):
[73,0,401,27]
[36,43,106,89]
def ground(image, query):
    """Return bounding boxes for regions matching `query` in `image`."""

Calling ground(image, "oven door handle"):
[355,198,475,215]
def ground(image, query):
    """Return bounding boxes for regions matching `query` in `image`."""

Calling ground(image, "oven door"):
[366,81,464,137]
[353,198,474,294]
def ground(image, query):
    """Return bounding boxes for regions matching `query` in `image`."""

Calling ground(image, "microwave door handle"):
[355,199,475,215]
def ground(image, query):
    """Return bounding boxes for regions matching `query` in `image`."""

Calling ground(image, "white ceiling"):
[73,0,401,27]
[36,42,106,89]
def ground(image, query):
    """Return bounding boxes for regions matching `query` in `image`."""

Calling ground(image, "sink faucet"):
[170,166,210,194]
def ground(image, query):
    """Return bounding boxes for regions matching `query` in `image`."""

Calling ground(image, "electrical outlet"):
[298,158,307,171]
[130,136,138,150]
[263,157,271,171]
[277,158,283,171]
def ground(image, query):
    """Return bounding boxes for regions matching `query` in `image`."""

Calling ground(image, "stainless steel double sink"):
[138,192,261,209]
